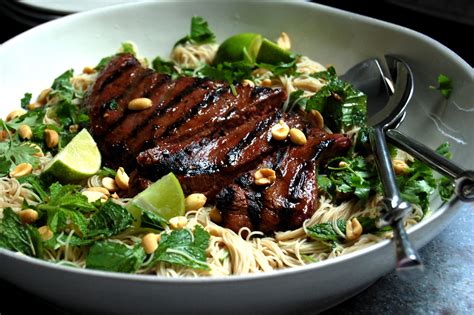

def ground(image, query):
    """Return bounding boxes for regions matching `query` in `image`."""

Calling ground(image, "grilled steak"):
[84,53,352,234]
[216,129,351,233]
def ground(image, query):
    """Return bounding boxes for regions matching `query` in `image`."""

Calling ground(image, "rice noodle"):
[0,38,427,278]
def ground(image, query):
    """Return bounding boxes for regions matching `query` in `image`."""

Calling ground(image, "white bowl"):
[0,1,473,313]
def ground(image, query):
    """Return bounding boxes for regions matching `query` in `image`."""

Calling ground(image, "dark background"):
[1,1,473,314]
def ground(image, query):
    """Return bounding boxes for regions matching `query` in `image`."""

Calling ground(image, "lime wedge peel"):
[127,173,185,223]
[213,33,294,65]
[42,129,101,182]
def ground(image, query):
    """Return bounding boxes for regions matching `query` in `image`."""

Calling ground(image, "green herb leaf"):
[86,241,146,273]
[17,174,49,202]
[96,167,117,178]
[0,208,43,257]
[306,220,346,242]
[20,93,32,109]
[88,200,134,238]
[151,56,179,79]
[120,42,136,56]
[153,225,210,270]
[140,209,168,230]
[306,69,367,132]
[175,16,216,47]
[431,74,453,99]
[0,135,40,177]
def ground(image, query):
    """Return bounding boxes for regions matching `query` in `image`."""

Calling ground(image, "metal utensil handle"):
[371,127,412,224]
[370,127,422,271]
[387,129,474,202]
[393,219,423,276]
[386,129,464,178]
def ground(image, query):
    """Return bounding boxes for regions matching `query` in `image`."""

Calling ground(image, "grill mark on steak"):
[216,132,351,234]
[84,54,355,234]
[98,68,156,135]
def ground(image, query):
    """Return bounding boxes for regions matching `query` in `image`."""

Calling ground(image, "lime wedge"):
[256,38,294,64]
[127,173,185,222]
[43,129,101,182]
[213,33,262,64]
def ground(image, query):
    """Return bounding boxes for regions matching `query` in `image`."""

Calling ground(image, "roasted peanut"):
[261,79,273,87]
[18,124,32,140]
[19,209,39,224]
[37,88,52,105]
[84,186,110,196]
[185,193,207,212]
[276,32,291,50]
[115,167,129,190]
[393,159,410,175]
[346,218,363,241]
[254,168,276,186]
[9,163,33,178]
[142,233,160,254]
[38,226,53,241]
[289,128,307,145]
[308,110,324,129]
[82,66,96,74]
[102,176,119,192]
[169,216,188,229]
[128,98,152,110]
[271,120,290,141]
[6,109,26,121]
[44,129,59,148]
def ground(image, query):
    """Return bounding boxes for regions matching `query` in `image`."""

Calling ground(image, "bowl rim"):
[0,0,469,284]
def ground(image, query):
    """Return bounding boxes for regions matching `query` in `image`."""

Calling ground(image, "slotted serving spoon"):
[341,55,423,273]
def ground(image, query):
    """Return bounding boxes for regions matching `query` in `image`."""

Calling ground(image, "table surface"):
[1,1,473,314]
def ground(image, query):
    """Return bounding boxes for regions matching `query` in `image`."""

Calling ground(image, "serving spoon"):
[341,59,474,202]
[341,56,423,274]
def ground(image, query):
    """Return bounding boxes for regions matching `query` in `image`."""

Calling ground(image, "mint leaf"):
[0,208,43,257]
[86,241,145,273]
[306,220,346,242]
[153,225,210,270]
[88,200,134,238]
[140,209,168,231]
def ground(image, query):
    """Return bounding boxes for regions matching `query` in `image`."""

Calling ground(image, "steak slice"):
[84,54,287,169]
[216,131,352,234]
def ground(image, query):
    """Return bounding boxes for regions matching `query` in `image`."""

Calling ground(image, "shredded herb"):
[430,74,453,99]
[174,16,216,47]
[20,93,32,109]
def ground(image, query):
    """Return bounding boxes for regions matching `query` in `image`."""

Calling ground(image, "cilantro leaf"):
[20,93,32,109]
[431,74,453,99]
[86,241,146,273]
[152,56,179,79]
[88,200,134,238]
[435,142,455,201]
[175,16,216,47]
[0,208,43,257]
[152,225,210,270]
[306,68,367,132]
[0,136,40,177]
